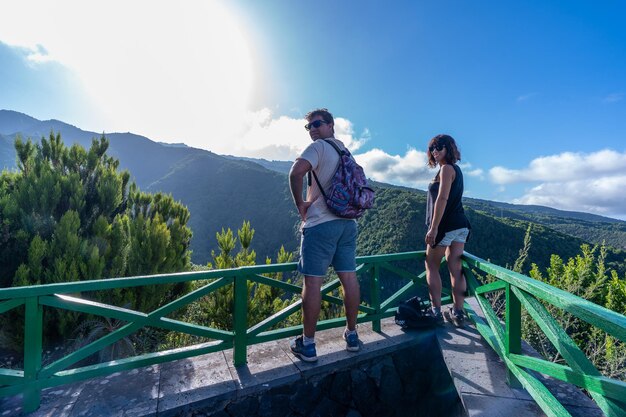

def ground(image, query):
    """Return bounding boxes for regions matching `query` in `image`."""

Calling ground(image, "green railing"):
[0,251,438,414]
[462,252,626,417]
[1,251,625,416]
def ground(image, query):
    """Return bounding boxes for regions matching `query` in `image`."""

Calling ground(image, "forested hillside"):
[145,152,300,265]
[464,199,626,250]
[357,188,625,275]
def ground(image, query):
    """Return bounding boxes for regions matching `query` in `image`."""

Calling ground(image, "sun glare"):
[0,0,254,146]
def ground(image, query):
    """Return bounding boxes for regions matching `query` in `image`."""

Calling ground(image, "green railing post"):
[370,264,381,332]
[505,283,522,388]
[23,297,43,413]
[233,274,248,366]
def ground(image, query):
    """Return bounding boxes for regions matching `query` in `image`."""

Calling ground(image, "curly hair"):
[305,108,334,124]
[427,134,461,168]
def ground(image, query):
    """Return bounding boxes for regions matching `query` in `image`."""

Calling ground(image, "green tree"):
[0,133,192,348]
[525,244,625,379]
[163,221,299,348]
[513,224,532,274]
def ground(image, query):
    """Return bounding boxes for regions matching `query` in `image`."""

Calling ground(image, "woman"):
[424,134,471,327]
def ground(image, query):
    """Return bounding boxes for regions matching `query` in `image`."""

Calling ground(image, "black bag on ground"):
[394,296,437,329]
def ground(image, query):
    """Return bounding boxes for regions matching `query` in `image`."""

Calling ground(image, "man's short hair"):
[305,108,334,125]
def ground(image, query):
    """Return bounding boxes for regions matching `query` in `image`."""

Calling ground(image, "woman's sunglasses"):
[304,120,328,131]
[429,143,446,153]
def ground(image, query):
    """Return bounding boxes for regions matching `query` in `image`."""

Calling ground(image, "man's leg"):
[337,271,360,331]
[332,220,360,352]
[292,222,334,361]
[302,275,323,338]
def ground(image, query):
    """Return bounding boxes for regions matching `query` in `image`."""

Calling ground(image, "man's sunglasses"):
[429,143,446,153]
[304,120,328,131]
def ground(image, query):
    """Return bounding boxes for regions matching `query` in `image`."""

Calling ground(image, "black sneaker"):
[444,307,466,327]
[428,308,444,326]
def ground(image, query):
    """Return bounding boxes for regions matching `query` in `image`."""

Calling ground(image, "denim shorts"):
[298,219,357,277]
[438,227,470,247]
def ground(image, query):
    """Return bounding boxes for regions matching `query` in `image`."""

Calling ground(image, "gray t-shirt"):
[298,137,353,228]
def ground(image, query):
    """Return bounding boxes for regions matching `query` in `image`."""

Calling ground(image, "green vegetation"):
[0,133,192,348]
[525,243,626,379]
[164,220,300,348]
[478,225,626,380]
[356,187,626,276]
[144,152,301,266]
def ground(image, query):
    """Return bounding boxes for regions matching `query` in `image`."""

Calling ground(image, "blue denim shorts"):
[438,227,470,247]
[298,219,357,277]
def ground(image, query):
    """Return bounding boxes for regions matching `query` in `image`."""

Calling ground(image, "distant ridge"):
[465,198,623,224]
[0,109,40,135]
[222,154,293,175]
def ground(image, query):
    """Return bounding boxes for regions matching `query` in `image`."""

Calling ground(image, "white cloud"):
[355,147,434,187]
[490,149,626,218]
[466,169,484,177]
[458,162,484,179]
[343,150,485,189]
[224,110,369,160]
[490,149,626,184]
[513,175,626,218]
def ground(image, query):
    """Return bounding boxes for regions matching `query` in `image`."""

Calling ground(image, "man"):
[288,108,361,362]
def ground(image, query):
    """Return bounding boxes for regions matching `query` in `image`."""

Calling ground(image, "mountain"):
[144,152,299,265]
[1,109,625,272]
[0,110,40,136]
[0,112,202,190]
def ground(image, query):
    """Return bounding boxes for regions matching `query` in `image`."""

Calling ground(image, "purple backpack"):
[310,139,375,219]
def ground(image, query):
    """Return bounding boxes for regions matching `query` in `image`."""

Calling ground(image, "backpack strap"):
[307,139,345,200]
[310,170,329,200]
[322,138,344,156]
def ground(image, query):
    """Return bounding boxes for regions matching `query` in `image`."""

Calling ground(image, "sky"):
[1,0,625,219]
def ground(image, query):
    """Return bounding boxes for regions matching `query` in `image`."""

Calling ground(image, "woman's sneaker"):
[429,308,445,326]
[444,307,466,327]
[343,329,360,352]
[290,336,317,362]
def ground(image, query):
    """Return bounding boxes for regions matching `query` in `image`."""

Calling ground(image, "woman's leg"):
[445,242,466,310]
[425,244,447,309]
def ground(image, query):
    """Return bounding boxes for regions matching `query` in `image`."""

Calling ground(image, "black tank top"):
[426,164,471,244]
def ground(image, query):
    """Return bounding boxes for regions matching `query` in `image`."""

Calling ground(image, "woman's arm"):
[425,165,456,246]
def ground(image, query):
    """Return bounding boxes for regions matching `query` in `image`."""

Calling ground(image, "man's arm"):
[289,158,313,221]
